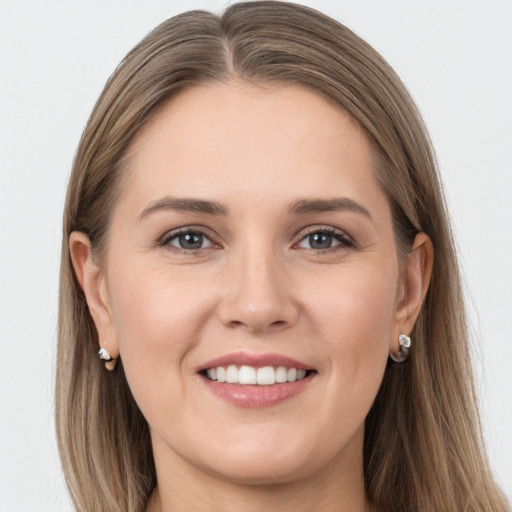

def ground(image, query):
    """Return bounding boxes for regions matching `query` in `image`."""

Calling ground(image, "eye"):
[162,230,214,251]
[296,228,354,250]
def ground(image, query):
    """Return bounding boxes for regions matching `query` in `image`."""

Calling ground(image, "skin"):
[70,81,433,512]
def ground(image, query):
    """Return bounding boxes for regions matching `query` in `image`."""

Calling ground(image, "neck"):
[148,477,368,512]
[146,429,369,512]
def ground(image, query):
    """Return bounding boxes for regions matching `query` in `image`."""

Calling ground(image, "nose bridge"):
[218,236,298,332]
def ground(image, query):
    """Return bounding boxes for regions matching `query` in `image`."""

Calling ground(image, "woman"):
[56,2,509,511]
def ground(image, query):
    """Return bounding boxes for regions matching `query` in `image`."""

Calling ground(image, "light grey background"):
[1,1,510,510]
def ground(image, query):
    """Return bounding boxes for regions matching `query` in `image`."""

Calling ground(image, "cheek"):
[110,273,192,354]
[108,247,221,343]
[106,261,216,413]
[307,261,397,344]
[304,262,397,405]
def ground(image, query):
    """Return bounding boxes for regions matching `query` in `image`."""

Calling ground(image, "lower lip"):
[200,374,314,408]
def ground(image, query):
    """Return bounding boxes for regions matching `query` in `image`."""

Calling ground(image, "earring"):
[390,334,411,363]
[98,347,117,371]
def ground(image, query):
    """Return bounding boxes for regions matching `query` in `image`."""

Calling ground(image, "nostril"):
[218,292,299,332]
[226,318,288,332]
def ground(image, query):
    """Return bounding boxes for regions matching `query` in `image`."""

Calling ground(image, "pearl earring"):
[390,334,411,363]
[98,347,117,371]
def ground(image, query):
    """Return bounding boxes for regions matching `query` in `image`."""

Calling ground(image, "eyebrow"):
[139,196,372,222]
[289,197,372,221]
[139,197,228,221]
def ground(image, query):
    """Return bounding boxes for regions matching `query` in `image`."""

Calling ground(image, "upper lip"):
[197,351,313,372]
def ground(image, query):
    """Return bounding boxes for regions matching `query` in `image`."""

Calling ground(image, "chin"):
[186,426,347,486]
[203,452,317,486]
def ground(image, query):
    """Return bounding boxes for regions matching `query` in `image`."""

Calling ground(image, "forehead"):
[119,81,384,216]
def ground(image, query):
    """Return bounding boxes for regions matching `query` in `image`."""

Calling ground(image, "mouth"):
[200,365,313,385]
[197,352,317,408]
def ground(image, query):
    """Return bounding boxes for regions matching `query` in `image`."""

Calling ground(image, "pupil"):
[179,233,203,249]
[310,232,332,249]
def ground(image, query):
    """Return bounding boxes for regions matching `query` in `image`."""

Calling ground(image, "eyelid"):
[294,225,355,249]
[155,224,355,252]
[158,225,221,250]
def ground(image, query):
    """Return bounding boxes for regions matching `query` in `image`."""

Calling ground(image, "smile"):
[198,352,316,408]
[204,365,308,385]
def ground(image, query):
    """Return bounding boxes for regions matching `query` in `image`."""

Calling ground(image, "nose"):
[217,249,299,334]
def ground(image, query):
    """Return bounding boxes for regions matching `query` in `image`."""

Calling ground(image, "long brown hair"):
[56,2,509,511]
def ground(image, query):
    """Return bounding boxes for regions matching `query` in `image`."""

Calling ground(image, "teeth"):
[275,366,288,383]
[204,365,309,385]
[216,366,226,383]
[239,365,257,385]
[257,366,275,385]
[226,365,238,383]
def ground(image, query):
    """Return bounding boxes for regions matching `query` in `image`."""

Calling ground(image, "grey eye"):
[298,231,342,250]
[307,232,334,249]
[168,232,212,250]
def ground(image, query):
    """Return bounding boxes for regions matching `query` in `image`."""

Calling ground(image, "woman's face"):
[94,82,408,484]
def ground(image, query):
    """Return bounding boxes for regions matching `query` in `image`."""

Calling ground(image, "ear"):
[391,232,434,353]
[69,232,119,360]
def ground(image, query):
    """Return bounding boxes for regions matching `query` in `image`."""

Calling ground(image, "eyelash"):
[295,226,355,252]
[158,226,218,252]
[157,225,355,253]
